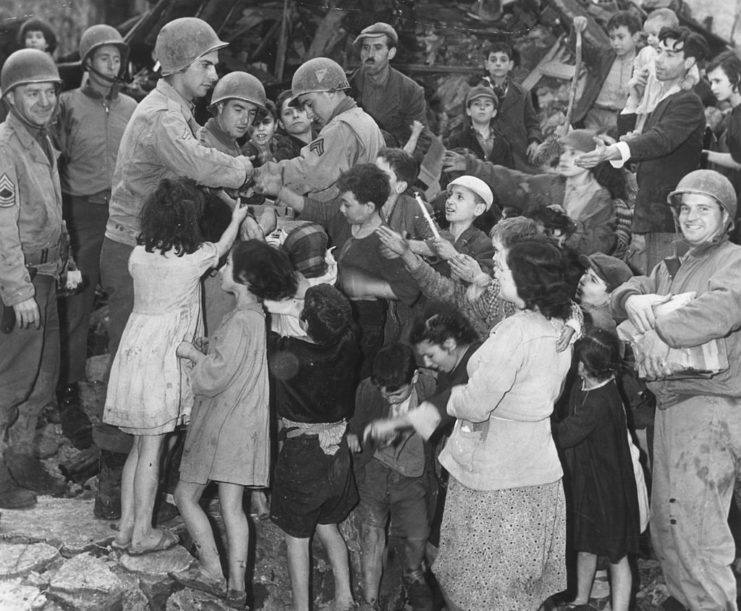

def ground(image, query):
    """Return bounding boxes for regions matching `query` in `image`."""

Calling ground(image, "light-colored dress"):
[103,242,218,434]
[179,302,271,487]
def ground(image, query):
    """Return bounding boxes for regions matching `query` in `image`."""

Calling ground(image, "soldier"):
[54,25,138,449]
[256,57,384,202]
[0,49,69,508]
[95,17,255,520]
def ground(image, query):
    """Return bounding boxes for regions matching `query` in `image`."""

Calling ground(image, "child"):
[433,175,495,275]
[480,42,542,173]
[103,177,248,555]
[268,284,361,611]
[447,85,513,167]
[576,252,632,334]
[584,11,642,131]
[625,8,699,134]
[171,240,297,606]
[553,329,641,611]
[18,17,57,55]
[347,344,436,610]
[243,100,279,167]
[274,90,316,161]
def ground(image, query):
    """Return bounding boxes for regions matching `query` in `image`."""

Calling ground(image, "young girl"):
[554,328,640,611]
[103,177,248,555]
[274,89,316,161]
[172,240,297,606]
[243,100,278,167]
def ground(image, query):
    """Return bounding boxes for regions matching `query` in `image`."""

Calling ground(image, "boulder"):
[47,553,126,610]
[0,543,60,580]
[0,578,45,610]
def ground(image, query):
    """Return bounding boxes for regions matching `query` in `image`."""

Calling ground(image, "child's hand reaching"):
[364,418,401,444]
[449,253,485,284]
[232,202,250,224]
[430,237,458,260]
[556,326,575,352]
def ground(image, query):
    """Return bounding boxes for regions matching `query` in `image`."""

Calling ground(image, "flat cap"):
[353,22,398,47]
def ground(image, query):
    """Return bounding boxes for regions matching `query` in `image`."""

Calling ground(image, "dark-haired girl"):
[553,328,640,611]
[172,240,297,606]
[369,239,574,609]
[103,177,248,555]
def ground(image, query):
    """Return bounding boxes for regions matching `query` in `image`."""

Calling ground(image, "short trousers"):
[356,457,430,541]
[270,434,358,538]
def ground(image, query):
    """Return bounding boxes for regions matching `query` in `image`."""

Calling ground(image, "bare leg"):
[130,433,167,548]
[316,522,354,608]
[360,523,385,603]
[285,533,311,611]
[115,438,139,545]
[173,479,223,579]
[609,555,632,611]
[219,482,249,593]
[572,551,598,605]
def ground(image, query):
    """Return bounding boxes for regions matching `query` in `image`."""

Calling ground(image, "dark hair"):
[377,147,419,187]
[485,42,517,65]
[231,240,297,300]
[199,190,232,243]
[658,26,709,63]
[138,177,205,256]
[409,302,479,348]
[574,327,621,381]
[606,10,642,35]
[336,163,390,211]
[276,90,295,115]
[371,343,417,389]
[251,100,277,128]
[18,18,57,54]
[525,206,577,239]
[506,239,573,319]
[300,284,354,345]
[707,50,741,94]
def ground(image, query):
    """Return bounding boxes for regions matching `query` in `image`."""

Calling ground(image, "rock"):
[0,542,60,579]
[0,497,119,555]
[0,577,45,610]
[47,553,126,610]
[166,587,230,610]
[111,569,149,611]
[120,545,193,576]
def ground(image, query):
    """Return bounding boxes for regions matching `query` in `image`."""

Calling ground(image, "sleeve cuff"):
[610,142,631,168]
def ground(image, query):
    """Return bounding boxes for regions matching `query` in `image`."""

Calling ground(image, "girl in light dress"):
[104,177,248,555]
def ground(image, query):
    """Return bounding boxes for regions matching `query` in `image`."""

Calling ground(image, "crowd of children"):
[5,7,741,611]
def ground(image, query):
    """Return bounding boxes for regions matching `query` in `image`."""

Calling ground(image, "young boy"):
[433,175,496,276]
[243,101,279,167]
[576,252,632,334]
[347,343,436,611]
[584,11,642,131]
[480,42,542,173]
[447,85,513,167]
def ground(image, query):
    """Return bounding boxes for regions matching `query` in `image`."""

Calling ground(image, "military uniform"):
[0,111,64,452]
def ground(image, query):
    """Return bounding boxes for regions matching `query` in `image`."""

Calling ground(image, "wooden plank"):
[520,36,563,91]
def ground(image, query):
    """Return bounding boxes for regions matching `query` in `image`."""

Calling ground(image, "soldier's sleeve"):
[279,121,356,195]
[154,108,253,190]
[0,149,34,306]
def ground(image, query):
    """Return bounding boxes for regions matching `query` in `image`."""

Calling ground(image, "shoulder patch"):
[309,138,325,156]
[0,173,16,207]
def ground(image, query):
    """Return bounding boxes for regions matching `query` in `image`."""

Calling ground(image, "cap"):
[282,223,329,278]
[353,22,398,47]
[447,175,494,211]
[466,85,498,108]
[579,252,632,293]
[559,129,597,153]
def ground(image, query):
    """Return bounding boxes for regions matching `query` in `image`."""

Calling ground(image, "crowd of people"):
[2,8,741,611]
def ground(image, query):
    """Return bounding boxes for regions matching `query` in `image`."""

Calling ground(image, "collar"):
[325,96,357,124]
[7,108,47,143]
[656,82,681,105]
[156,79,196,117]
[81,76,119,101]
[203,117,238,151]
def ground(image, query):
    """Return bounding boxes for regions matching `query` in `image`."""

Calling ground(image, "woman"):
[368,238,573,609]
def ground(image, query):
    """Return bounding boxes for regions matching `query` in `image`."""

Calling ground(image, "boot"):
[403,567,434,611]
[0,458,36,509]
[94,449,127,519]
[5,448,66,496]
[58,383,93,450]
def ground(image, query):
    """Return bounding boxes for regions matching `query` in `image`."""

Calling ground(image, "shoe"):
[5,449,66,496]
[225,588,248,609]
[0,460,36,509]
[58,383,93,450]
[403,567,434,611]
[128,529,179,556]
[169,565,226,597]
[94,449,127,519]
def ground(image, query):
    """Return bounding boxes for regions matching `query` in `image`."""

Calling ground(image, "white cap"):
[447,176,494,210]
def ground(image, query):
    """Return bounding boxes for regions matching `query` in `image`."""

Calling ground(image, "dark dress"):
[554,379,640,562]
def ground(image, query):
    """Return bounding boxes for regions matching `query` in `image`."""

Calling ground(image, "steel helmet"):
[209,71,267,112]
[1,48,61,97]
[290,57,350,102]
[79,24,129,67]
[154,17,228,77]
[447,175,494,211]
[667,169,737,220]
